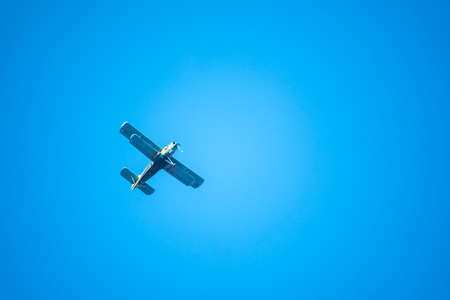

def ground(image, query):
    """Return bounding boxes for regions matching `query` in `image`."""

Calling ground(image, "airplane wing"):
[164,158,204,188]
[120,122,161,161]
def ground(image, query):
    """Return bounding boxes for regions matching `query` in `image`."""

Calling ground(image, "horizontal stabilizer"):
[120,167,155,195]
[135,183,155,195]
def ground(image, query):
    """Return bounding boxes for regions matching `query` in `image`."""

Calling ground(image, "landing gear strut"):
[166,157,176,167]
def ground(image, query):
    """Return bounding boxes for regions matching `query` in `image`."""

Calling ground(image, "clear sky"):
[1,1,450,299]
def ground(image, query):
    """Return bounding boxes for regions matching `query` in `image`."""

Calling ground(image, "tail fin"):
[120,167,155,195]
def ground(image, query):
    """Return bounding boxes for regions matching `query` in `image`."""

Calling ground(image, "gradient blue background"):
[1,1,450,299]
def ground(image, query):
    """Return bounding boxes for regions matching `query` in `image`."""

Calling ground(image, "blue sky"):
[1,1,450,299]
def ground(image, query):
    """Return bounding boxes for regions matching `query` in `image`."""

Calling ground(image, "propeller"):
[176,143,183,152]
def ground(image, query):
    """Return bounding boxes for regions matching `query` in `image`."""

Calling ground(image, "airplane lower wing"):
[130,134,159,161]
[120,167,155,195]
[164,158,204,188]
[120,122,161,161]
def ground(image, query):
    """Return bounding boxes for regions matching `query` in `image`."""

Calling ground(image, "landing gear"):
[166,157,176,167]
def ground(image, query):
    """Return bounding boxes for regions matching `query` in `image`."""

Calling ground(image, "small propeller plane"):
[119,121,204,195]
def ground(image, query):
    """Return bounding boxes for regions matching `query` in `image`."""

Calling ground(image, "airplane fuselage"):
[131,142,179,190]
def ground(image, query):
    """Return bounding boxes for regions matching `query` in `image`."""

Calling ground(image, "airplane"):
[119,121,204,195]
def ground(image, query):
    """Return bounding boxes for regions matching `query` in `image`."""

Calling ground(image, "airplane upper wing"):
[164,158,204,188]
[120,122,161,160]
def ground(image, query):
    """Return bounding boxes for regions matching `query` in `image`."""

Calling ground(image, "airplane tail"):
[120,167,155,195]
